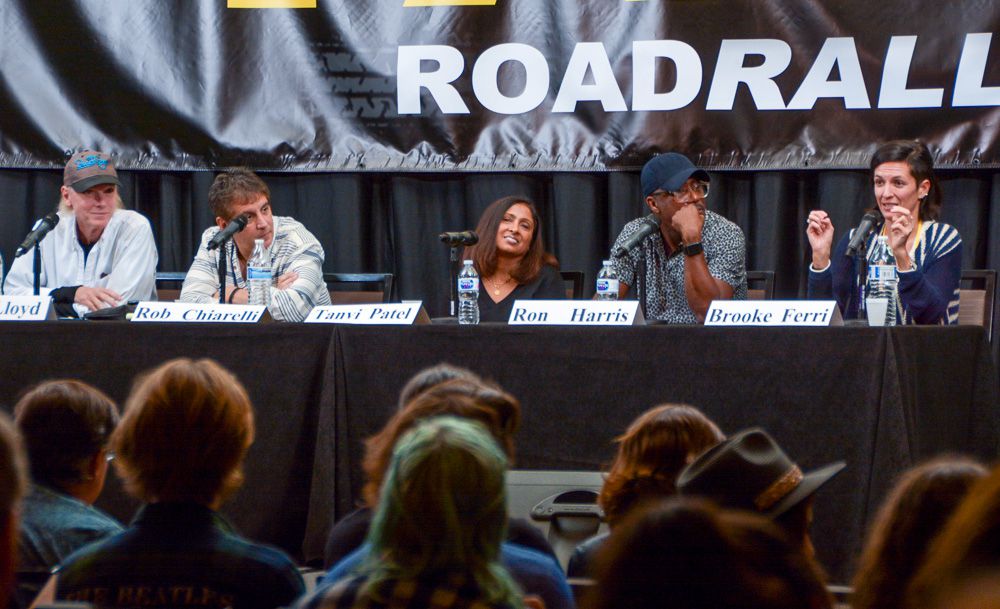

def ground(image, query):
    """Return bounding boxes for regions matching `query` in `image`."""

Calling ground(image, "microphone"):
[845,211,882,256]
[14,212,60,258]
[439,231,478,246]
[613,214,660,257]
[206,215,249,251]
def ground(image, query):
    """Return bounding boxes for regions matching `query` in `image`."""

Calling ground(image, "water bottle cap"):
[255,238,265,246]
[603,260,612,265]
[463,259,473,265]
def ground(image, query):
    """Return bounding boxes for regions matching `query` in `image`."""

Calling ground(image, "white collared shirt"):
[4,210,158,317]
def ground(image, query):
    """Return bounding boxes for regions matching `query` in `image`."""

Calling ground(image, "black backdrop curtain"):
[1,167,997,337]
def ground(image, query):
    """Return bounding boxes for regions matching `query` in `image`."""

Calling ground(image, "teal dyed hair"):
[362,416,522,607]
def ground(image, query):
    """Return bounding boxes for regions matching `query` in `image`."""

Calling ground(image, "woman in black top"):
[465,196,564,322]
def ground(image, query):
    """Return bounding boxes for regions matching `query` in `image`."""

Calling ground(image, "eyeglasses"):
[652,181,710,203]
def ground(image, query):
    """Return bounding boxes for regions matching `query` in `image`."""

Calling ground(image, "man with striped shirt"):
[179,169,331,321]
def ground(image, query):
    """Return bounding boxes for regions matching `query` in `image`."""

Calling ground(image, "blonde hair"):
[113,358,254,505]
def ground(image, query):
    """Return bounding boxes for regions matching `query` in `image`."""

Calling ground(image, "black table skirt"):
[0,322,995,583]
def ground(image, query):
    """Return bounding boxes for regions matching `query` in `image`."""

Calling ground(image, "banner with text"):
[3,1,999,172]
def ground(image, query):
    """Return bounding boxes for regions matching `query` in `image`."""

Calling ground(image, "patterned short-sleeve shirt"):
[611,210,747,323]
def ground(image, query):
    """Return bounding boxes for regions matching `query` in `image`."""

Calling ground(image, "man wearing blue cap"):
[610,152,747,323]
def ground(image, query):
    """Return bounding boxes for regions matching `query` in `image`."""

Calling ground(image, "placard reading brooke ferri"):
[304,302,430,325]
[131,302,267,323]
[0,296,55,321]
[704,300,843,326]
[508,300,644,325]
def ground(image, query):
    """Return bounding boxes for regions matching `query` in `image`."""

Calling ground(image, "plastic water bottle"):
[457,260,480,324]
[247,238,272,307]
[595,260,619,301]
[866,235,897,325]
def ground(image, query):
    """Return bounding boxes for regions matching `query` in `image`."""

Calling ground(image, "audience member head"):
[584,497,832,609]
[14,380,119,504]
[676,427,844,555]
[0,413,27,609]
[906,462,1000,609]
[362,377,520,507]
[465,195,558,283]
[363,416,521,607]
[852,455,986,609]
[600,404,724,526]
[112,358,254,507]
[396,363,482,409]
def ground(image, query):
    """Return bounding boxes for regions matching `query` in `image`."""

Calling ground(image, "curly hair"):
[599,404,723,526]
[208,168,270,220]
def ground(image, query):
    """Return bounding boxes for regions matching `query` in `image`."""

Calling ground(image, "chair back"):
[959,269,997,343]
[506,469,607,570]
[154,271,187,302]
[746,270,775,300]
[561,271,585,299]
[324,273,393,304]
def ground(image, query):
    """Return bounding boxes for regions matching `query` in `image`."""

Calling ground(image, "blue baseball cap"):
[641,153,710,198]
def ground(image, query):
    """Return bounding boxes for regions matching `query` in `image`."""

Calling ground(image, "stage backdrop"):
[2,1,1000,171]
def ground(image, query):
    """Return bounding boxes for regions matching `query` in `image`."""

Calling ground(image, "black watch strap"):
[683,241,704,257]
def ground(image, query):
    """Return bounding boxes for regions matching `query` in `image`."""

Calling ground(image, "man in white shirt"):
[4,151,158,317]
[178,168,330,321]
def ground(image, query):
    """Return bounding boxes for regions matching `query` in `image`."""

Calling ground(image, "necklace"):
[488,274,514,295]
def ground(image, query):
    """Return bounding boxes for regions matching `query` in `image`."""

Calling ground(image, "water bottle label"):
[867,265,896,282]
[248,267,272,280]
[596,279,619,294]
[458,277,479,292]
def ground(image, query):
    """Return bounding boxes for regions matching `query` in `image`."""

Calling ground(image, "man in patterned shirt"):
[611,153,747,323]
[179,168,331,321]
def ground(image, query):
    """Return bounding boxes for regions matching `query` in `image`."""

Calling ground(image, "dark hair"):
[584,498,832,609]
[14,380,119,490]
[599,404,723,526]
[852,456,986,609]
[464,196,558,284]
[906,461,1000,609]
[113,358,254,505]
[208,168,270,220]
[361,378,520,507]
[870,139,941,221]
[396,363,482,410]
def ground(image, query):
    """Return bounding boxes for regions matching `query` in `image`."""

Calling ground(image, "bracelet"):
[227,287,242,304]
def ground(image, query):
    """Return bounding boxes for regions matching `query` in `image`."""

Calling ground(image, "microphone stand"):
[218,243,228,305]
[449,246,460,317]
[32,246,41,296]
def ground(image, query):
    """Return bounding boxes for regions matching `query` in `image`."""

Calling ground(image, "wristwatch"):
[682,241,704,257]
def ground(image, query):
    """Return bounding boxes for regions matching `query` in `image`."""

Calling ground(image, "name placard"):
[0,296,55,321]
[508,300,644,325]
[705,300,843,326]
[131,302,267,323]
[304,302,430,325]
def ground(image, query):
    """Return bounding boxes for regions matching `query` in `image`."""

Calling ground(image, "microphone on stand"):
[612,214,660,257]
[14,212,60,258]
[207,215,249,251]
[845,211,882,256]
[439,231,478,246]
